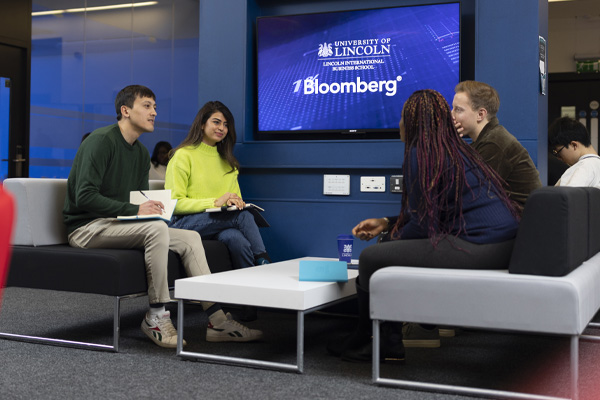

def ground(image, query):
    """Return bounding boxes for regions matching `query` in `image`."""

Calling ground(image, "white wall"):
[549,0,600,73]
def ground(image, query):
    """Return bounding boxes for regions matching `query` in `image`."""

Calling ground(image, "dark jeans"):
[169,210,266,270]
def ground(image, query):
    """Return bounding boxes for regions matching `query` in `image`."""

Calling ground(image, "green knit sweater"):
[63,124,150,235]
[165,142,240,214]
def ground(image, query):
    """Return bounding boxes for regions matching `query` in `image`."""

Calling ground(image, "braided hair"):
[391,89,518,243]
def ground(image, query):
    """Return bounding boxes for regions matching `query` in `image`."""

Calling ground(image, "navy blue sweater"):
[399,147,519,244]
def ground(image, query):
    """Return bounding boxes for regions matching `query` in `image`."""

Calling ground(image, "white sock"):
[208,310,227,326]
[149,306,166,317]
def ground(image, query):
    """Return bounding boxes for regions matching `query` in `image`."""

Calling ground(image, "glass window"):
[30,0,199,178]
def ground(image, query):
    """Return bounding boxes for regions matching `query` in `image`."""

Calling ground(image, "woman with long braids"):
[165,101,270,322]
[328,89,519,363]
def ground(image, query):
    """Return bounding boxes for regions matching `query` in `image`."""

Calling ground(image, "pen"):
[139,191,165,213]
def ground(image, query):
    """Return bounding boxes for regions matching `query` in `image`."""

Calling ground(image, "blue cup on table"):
[337,234,353,262]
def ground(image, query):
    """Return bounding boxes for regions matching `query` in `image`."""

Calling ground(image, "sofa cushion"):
[8,240,232,296]
[149,180,165,190]
[5,178,68,246]
[370,252,600,336]
[508,186,589,276]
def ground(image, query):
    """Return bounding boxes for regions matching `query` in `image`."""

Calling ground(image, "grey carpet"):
[0,287,599,400]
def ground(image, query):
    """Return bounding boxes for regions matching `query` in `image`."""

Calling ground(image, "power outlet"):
[390,175,403,193]
[360,176,385,192]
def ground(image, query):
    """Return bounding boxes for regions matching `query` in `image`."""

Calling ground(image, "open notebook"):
[117,190,177,222]
[204,203,269,228]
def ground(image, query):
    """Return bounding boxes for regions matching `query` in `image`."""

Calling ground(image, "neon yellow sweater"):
[165,142,241,214]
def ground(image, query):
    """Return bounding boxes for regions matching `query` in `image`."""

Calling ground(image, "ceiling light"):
[32,1,158,17]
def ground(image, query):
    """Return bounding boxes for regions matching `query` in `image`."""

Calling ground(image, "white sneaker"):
[141,310,186,348]
[206,312,263,342]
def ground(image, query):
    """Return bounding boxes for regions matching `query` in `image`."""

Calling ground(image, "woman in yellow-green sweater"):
[165,101,270,320]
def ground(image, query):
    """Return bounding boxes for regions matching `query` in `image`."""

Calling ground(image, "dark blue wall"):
[199,0,547,262]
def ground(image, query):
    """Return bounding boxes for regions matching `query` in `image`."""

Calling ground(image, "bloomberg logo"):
[304,76,402,97]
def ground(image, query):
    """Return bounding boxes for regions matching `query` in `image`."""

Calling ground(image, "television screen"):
[255,2,461,140]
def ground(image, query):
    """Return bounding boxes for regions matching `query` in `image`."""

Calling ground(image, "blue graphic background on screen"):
[257,3,460,133]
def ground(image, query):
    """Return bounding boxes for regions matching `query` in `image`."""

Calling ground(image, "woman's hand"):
[214,192,245,209]
[352,218,389,241]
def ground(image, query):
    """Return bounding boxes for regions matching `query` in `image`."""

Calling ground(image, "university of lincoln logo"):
[318,42,333,58]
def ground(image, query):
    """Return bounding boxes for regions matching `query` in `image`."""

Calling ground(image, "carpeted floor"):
[0,287,599,400]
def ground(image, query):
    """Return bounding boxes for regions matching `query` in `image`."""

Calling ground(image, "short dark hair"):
[114,85,156,121]
[548,117,591,148]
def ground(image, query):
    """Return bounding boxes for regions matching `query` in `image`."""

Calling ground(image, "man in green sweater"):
[63,85,262,348]
[451,80,542,212]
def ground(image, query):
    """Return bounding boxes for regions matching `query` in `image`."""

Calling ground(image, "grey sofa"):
[370,186,600,400]
[1,178,233,352]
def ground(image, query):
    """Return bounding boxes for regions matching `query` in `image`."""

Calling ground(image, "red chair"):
[0,184,15,309]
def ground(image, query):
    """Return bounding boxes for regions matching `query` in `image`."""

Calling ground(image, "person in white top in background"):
[549,116,600,189]
[149,141,172,180]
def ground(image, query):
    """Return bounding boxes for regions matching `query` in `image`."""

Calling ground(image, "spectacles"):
[552,145,566,157]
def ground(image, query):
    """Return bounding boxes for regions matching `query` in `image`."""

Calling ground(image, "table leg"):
[297,311,304,373]
[175,296,354,373]
[177,299,185,355]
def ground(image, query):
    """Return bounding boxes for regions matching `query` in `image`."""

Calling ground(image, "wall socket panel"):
[390,175,403,193]
[360,176,386,192]
[323,174,350,195]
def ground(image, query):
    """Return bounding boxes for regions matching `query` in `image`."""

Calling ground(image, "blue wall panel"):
[200,0,547,262]
[28,1,547,262]
[30,1,200,178]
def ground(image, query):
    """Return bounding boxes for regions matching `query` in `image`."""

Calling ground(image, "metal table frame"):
[176,295,354,373]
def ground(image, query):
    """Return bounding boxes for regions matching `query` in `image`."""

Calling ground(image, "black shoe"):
[238,306,258,322]
[341,337,405,364]
[341,340,373,363]
[335,329,372,362]
[380,322,406,364]
[332,329,405,364]
[326,332,353,358]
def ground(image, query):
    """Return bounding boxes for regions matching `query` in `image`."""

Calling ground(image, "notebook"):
[204,203,269,228]
[117,190,177,222]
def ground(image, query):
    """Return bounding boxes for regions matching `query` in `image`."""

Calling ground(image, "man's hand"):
[454,120,465,137]
[138,200,165,215]
[352,218,388,241]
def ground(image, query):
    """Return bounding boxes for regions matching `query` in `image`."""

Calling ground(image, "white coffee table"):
[174,257,358,373]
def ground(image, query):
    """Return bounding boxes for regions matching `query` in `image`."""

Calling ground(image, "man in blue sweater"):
[63,85,262,348]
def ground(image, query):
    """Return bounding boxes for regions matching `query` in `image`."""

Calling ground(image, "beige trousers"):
[68,218,211,304]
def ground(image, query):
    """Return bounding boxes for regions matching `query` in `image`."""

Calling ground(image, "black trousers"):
[358,236,516,291]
